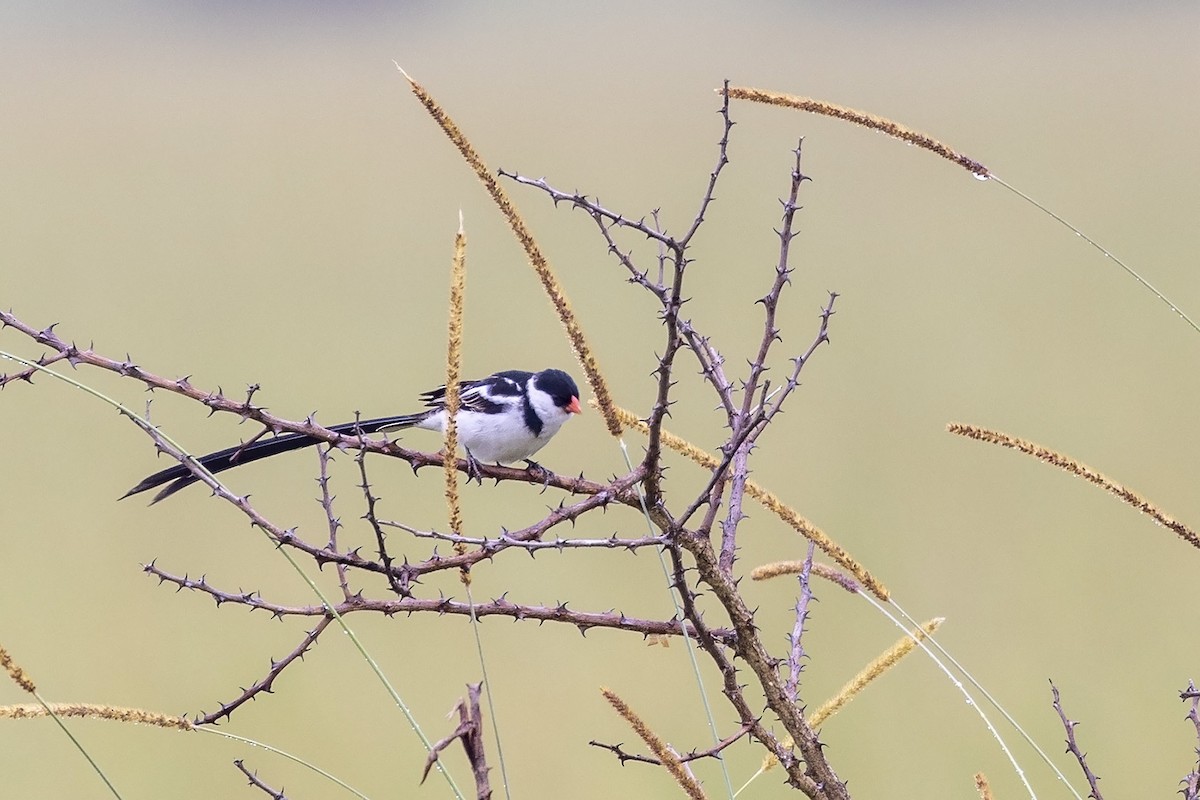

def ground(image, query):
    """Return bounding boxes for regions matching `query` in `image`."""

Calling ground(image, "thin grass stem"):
[197,727,372,799]
[989,176,1200,338]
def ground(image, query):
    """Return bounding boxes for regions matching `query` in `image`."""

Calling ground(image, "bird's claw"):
[524,459,552,492]
[465,452,486,485]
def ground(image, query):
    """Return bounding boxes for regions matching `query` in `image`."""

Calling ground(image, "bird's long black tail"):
[122,414,423,504]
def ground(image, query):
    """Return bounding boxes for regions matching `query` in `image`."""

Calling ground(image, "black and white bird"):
[123,368,582,504]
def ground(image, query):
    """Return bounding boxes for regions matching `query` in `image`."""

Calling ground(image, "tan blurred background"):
[3,2,1199,798]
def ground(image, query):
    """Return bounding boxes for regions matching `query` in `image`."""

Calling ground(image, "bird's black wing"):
[419,371,532,416]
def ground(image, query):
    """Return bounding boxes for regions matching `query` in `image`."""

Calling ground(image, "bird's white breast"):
[415,403,569,464]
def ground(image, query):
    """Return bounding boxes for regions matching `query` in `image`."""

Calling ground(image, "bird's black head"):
[535,369,582,413]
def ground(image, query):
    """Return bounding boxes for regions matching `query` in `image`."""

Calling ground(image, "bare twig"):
[390,522,668,552]
[142,560,735,645]
[0,348,70,387]
[355,445,410,597]
[315,446,352,599]
[785,541,816,704]
[422,684,491,800]
[1050,681,1104,800]
[195,617,334,725]
[234,760,288,800]
[589,723,752,767]
[1181,681,1200,800]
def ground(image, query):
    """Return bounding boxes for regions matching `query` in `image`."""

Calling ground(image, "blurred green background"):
[3,2,1199,798]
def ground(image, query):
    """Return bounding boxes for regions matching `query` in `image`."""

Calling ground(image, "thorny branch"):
[1051,681,1105,800]
[142,560,734,643]
[2,86,854,798]
[422,684,491,800]
[507,118,846,794]
[0,308,616,498]
[233,760,287,800]
[785,541,816,704]
[196,617,335,726]
[589,722,753,767]
[355,444,409,597]
[1182,681,1200,800]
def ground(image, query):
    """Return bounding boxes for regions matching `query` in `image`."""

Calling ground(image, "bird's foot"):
[465,452,486,485]
[523,459,552,492]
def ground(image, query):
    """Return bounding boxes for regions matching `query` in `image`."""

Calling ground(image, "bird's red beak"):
[567,396,582,415]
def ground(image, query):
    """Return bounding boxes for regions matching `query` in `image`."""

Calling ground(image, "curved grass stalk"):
[888,599,1085,800]
[862,594,1055,800]
[989,176,1200,338]
[724,84,1200,341]
[197,727,371,799]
